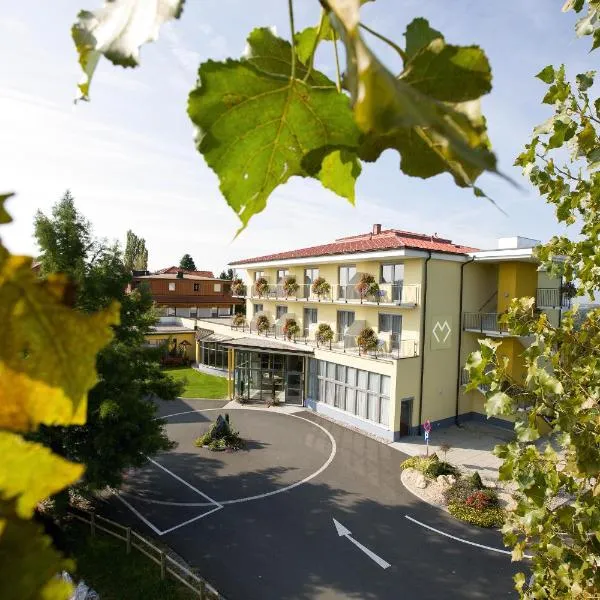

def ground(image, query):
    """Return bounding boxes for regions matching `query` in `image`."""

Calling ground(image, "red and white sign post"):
[423,419,432,456]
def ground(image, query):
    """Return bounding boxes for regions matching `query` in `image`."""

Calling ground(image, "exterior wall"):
[420,259,463,428]
[145,331,196,359]
[497,262,538,313]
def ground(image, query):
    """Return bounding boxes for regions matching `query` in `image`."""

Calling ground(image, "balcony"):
[462,312,510,336]
[536,288,571,309]
[249,281,420,307]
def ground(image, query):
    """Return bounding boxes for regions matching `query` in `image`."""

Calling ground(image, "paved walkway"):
[390,422,515,481]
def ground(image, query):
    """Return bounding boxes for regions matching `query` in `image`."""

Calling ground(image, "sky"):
[0,1,594,275]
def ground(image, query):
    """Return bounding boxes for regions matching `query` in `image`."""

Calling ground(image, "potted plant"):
[255,276,269,297]
[315,323,334,349]
[232,277,246,296]
[233,312,246,328]
[311,276,330,301]
[283,275,299,298]
[356,327,379,355]
[282,317,300,341]
[355,273,377,304]
[256,314,270,335]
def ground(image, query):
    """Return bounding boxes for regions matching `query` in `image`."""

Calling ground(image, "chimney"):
[176,270,184,279]
[372,224,381,235]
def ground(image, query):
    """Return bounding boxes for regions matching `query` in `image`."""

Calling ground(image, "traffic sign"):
[423,419,432,433]
[424,431,429,442]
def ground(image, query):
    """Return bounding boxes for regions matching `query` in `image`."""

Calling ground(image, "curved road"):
[106,399,519,599]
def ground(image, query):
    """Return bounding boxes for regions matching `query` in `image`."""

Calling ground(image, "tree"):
[123,229,148,272]
[179,254,196,271]
[33,196,182,493]
[0,192,118,600]
[219,268,234,280]
[468,67,600,598]
[72,1,502,233]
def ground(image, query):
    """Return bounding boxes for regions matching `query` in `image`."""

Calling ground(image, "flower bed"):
[401,454,506,528]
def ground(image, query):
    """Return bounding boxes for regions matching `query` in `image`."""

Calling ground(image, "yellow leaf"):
[0,255,119,431]
[0,192,13,225]
[0,502,74,600]
[0,433,84,517]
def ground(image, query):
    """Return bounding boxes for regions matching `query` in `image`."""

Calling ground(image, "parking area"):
[103,399,521,599]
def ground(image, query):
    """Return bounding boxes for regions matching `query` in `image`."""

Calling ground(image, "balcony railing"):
[536,288,571,309]
[462,312,509,335]
[249,281,420,306]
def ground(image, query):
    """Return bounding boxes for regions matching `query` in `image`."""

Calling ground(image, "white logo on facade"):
[432,320,451,343]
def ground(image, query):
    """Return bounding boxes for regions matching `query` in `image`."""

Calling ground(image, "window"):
[277,269,289,283]
[193,283,200,291]
[254,271,265,281]
[214,283,222,292]
[380,264,404,284]
[309,360,391,427]
[304,268,319,283]
[338,265,357,300]
[276,305,288,320]
[168,282,175,291]
[378,313,402,334]
[253,303,263,315]
[337,310,355,334]
[303,308,318,330]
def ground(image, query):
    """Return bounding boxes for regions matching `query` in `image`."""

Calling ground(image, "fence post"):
[126,527,131,554]
[199,580,206,600]
[90,513,96,537]
[160,551,166,579]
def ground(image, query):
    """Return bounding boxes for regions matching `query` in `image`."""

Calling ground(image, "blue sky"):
[0,1,592,274]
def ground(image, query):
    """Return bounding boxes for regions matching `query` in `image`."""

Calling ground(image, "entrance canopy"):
[220,337,314,356]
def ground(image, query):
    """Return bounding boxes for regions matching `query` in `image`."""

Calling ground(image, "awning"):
[199,333,234,343]
[219,337,314,355]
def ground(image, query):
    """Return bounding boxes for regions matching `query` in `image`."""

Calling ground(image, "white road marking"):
[333,518,391,569]
[404,515,532,559]
[121,408,337,507]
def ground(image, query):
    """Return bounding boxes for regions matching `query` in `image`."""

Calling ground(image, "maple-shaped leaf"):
[0,255,119,431]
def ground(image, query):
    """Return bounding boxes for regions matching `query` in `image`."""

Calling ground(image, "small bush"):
[424,460,460,479]
[400,455,424,471]
[469,471,484,489]
[443,478,478,505]
[448,503,505,528]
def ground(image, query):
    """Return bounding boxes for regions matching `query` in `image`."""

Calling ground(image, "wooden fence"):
[69,509,225,600]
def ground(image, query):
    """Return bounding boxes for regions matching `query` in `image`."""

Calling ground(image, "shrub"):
[231,278,246,296]
[356,327,379,355]
[233,313,246,328]
[355,273,376,302]
[447,503,505,528]
[282,317,300,340]
[255,277,269,297]
[315,323,334,347]
[424,459,460,479]
[400,455,424,471]
[443,478,478,505]
[283,275,299,297]
[469,471,484,489]
[256,314,270,335]
[311,277,331,300]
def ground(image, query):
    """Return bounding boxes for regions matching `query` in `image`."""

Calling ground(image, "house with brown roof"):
[179,225,565,441]
[129,268,243,319]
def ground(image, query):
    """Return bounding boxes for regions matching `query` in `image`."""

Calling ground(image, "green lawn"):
[163,367,228,399]
[64,523,197,600]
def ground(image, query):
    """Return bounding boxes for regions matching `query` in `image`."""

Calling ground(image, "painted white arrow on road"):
[333,519,391,569]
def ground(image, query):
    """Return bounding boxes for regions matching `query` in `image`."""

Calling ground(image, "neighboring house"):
[155,225,568,441]
[128,268,243,318]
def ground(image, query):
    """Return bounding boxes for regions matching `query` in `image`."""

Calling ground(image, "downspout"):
[417,251,432,435]
[455,256,475,426]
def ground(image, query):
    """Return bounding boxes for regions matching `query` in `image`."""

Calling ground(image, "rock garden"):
[194,414,245,451]
[400,451,513,528]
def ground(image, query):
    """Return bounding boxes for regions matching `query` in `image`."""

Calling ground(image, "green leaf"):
[576,70,595,91]
[486,391,514,417]
[537,65,556,84]
[72,0,185,100]
[401,39,492,102]
[0,255,119,431]
[576,119,597,155]
[188,28,360,230]
[326,1,498,193]
[295,17,335,65]
[0,433,83,517]
[403,17,443,61]
[318,149,362,205]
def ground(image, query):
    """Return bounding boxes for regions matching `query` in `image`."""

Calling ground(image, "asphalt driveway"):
[103,399,520,599]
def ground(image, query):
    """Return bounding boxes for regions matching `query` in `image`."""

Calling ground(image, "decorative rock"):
[415,473,428,489]
[447,475,457,485]
[436,475,446,485]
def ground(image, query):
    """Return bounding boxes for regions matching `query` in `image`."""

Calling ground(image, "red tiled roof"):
[156,266,215,278]
[230,228,478,266]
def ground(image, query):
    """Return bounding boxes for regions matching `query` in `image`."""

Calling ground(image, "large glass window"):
[380,264,404,284]
[304,268,319,283]
[338,265,357,300]
[307,359,391,428]
[254,271,265,281]
[303,308,318,329]
[277,269,289,283]
[276,305,288,320]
